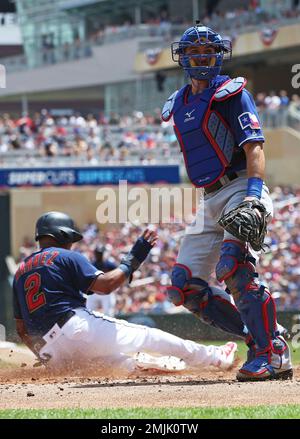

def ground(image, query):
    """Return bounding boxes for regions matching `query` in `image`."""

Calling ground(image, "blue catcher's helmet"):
[171,23,232,82]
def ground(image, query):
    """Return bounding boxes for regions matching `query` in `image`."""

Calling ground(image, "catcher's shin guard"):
[216,240,284,355]
[167,264,246,337]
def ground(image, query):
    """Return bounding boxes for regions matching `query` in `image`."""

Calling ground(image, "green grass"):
[0,405,300,419]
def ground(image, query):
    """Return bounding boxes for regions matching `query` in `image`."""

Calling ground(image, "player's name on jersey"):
[15,250,59,281]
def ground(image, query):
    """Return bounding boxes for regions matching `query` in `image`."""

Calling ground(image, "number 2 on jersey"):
[24,272,46,313]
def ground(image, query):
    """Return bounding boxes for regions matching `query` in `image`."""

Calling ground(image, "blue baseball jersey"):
[187,82,264,172]
[13,247,102,336]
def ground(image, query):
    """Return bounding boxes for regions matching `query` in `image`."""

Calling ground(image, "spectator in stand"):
[279,90,290,126]
[288,94,300,129]
[158,10,171,39]
[265,91,281,128]
[255,92,267,127]
[86,245,117,316]
[17,113,34,135]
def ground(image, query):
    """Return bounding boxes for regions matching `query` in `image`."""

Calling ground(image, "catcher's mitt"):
[218,199,269,251]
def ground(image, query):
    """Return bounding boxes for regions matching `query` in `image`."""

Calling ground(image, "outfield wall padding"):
[119,311,300,341]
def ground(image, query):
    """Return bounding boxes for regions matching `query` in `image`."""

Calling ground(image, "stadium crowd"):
[255,91,300,129]
[17,185,300,315]
[0,109,179,166]
[0,91,299,166]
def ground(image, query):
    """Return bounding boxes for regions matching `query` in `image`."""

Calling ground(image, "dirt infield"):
[1,345,300,410]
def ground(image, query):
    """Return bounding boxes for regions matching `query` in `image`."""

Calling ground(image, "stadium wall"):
[0,192,13,337]
[264,128,300,186]
[5,311,300,342]
[0,39,139,97]
[121,311,300,341]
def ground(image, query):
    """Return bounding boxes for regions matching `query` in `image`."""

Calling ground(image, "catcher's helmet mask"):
[171,22,232,82]
[35,211,83,244]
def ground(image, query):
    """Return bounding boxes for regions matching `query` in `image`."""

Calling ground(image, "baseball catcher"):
[162,22,292,381]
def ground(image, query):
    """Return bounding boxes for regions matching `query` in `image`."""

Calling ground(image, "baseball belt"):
[32,310,76,352]
[204,171,239,195]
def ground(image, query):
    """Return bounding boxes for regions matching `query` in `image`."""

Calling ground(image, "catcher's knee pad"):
[216,240,281,353]
[167,264,245,337]
[167,264,207,310]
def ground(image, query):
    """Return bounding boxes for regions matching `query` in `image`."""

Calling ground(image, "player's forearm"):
[244,142,265,179]
[244,142,265,199]
[90,268,127,294]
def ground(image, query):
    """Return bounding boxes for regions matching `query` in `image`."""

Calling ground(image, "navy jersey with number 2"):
[13,247,101,336]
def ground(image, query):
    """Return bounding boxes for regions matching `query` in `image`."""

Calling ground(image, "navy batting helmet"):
[171,22,232,82]
[35,211,83,244]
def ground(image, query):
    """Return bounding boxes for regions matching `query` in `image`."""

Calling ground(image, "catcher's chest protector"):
[162,76,247,187]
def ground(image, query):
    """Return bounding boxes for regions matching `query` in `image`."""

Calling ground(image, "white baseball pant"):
[39,307,231,372]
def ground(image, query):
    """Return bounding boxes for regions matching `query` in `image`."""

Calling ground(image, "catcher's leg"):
[172,195,255,353]
[216,240,293,381]
[167,263,247,338]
